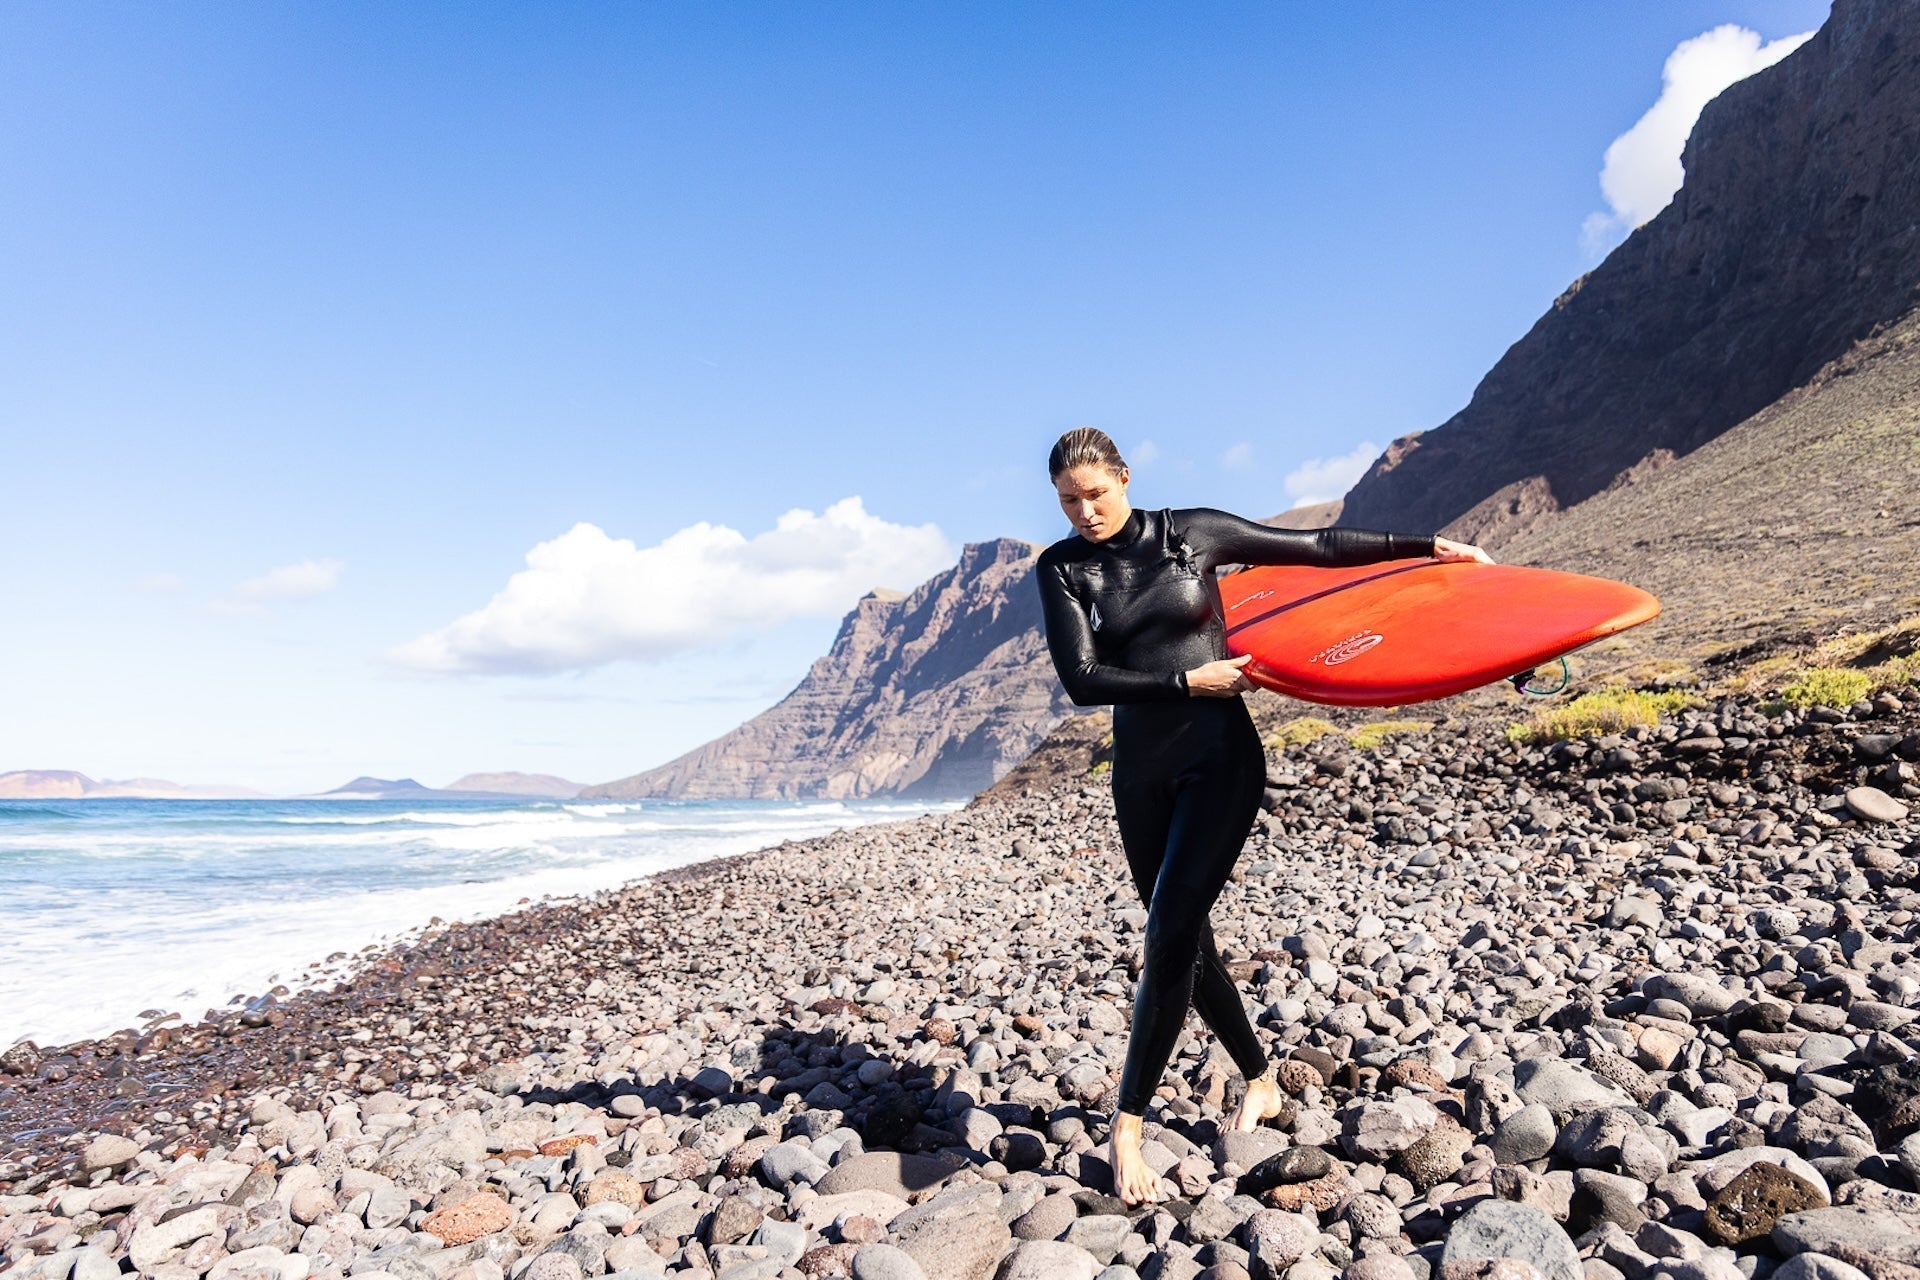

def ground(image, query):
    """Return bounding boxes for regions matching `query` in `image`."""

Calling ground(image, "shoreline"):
[0,824,920,1161]
[6,693,1920,1273]
[1,799,958,1051]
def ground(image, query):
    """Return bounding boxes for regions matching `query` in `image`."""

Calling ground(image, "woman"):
[1035,427,1491,1205]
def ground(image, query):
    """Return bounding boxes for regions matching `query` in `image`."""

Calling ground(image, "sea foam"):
[0,795,952,1047]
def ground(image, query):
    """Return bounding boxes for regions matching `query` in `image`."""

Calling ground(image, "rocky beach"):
[9,685,1920,1280]
[9,3,1920,1280]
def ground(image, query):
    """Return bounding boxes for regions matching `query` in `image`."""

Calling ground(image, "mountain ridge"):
[1339,0,1920,548]
[582,538,1074,800]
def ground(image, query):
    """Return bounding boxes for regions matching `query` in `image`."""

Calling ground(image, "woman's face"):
[1054,463,1132,542]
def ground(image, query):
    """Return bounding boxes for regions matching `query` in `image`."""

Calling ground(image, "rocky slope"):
[582,540,1073,801]
[1340,0,1920,548]
[10,688,1920,1276]
[1487,306,1920,683]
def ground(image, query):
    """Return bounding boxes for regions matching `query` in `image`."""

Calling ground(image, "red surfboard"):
[1219,560,1661,707]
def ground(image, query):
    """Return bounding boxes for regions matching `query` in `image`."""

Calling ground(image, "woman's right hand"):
[1186,654,1254,697]
[1433,536,1494,565]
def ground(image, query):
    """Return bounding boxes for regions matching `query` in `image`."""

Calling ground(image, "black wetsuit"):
[1036,507,1434,1115]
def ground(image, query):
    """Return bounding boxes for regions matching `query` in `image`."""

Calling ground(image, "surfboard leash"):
[1508,656,1572,697]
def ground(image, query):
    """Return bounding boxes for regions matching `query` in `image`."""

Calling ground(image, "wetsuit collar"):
[1093,507,1145,552]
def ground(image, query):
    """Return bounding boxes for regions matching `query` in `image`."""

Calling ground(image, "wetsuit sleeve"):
[1178,508,1435,572]
[1037,561,1189,706]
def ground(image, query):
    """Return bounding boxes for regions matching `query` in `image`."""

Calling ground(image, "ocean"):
[0,795,954,1050]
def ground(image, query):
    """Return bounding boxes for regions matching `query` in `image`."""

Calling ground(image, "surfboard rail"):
[1219,559,1661,707]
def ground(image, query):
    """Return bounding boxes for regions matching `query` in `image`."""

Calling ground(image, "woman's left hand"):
[1433,536,1494,565]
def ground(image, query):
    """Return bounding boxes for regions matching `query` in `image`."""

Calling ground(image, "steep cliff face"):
[1341,0,1920,546]
[582,538,1075,800]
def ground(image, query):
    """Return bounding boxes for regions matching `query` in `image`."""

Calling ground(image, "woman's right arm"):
[1037,562,1188,706]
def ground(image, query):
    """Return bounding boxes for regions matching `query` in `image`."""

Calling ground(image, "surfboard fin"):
[1508,656,1572,697]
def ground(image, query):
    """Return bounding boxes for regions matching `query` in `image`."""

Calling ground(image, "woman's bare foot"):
[1107,1110,1173,1206]
[1230,1066,1287,1133]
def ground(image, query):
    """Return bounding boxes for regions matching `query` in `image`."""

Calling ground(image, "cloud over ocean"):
[393,498,952,675]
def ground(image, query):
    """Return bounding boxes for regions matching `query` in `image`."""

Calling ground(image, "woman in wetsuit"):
[1036,427,1490,1205]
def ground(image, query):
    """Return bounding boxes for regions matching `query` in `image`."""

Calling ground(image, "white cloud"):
[1221,442,1254,470]
[134,573,184,594]
[215,559,344,614]
[1282,440,1379,508]
[1132,439,1161,467]
[1581,24,1813,255]
[392,497,953,675]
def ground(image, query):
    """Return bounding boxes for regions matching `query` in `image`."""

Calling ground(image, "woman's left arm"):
[1179,508,1493,570]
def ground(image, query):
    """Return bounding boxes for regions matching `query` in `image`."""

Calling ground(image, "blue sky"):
[0,1,1830,792]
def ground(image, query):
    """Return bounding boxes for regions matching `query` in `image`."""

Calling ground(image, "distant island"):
[310,774,585,800]
[0,769,583,801]
[442,772,584,798]
[0,770,268,800]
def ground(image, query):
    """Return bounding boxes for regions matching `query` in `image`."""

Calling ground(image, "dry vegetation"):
[1503,689,1704,746]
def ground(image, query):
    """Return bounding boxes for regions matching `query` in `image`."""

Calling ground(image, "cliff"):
[582,538,1075,800]
[1340,0,1920,547]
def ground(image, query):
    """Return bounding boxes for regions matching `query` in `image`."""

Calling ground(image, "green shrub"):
[1506,688,1702,746]
[1778,666,1874,709]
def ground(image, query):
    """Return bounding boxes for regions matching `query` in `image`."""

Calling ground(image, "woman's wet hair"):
[1048,427,1128,480]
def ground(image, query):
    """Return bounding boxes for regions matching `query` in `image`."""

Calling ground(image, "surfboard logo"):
[1310,630,1384,666]
[1089,602,1104,631]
